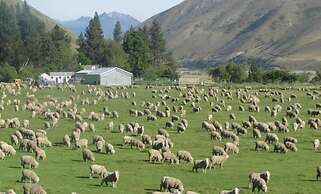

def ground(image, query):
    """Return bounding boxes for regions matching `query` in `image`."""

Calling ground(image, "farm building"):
[49,72,74,84]
[81,67,133,86]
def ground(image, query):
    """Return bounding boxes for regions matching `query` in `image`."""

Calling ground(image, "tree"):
[209,64,248,83]
[248,64,263,83]
[0,63,18,82]
[123,29,151,77]
[0,2,21,68]
[82,12,105,65]
[113,21,122,43]
[149,20,166,66]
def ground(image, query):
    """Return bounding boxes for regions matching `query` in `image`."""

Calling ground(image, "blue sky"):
[26,0,184,21]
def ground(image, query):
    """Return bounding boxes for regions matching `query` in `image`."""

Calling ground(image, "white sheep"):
[160,176,184,193]
[23,183,47,194]
[105,143,115,155]
[89,164,108,179]
[177,150,193,163]
[21,169,39,184]
[82,149,95,162]
[21,155,39,169]
[149,149,163,163]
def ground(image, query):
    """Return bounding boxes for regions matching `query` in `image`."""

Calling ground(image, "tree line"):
[209,64,309,84]
[78,13,177,80]
[0,2,177,82]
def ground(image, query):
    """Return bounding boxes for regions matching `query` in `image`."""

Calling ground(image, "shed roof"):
[87,67,132,76]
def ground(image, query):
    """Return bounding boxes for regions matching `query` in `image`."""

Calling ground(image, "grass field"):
[0,84,321,194]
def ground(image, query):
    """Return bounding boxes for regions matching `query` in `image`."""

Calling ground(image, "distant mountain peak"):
[60,12,140,39]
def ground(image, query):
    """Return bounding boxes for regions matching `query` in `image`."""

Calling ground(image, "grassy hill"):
[144,0,321,70]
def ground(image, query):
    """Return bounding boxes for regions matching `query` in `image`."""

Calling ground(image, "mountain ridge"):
[144,0,321,70]
[61,12,140,39]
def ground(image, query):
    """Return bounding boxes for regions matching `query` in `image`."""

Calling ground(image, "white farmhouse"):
[49,72,74,84]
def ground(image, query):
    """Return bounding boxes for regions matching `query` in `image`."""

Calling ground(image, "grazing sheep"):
[265,133,279,144]
[210,131,222,141]
[105,143,115,155]
[21,155,39,169]
[82,149,95,162]
[10,134,19,146]
[219,188,240,194]
[23,184,47,194]
[1,143,16,156]
[130,139,145,151]
[192,158,210,173]
[209,154,229,169]
[149,149,163,163]
[177,150,193,163]
[274,143,288,153]
[314,139,320,151]
[285,142,298,152]
[248,171,271,188]
[142,134,153,145]
[96,140,105,153]
[100,171,119,187]
[93,135,105,145]
[35,147,46,160]
[160,176,184,192]
[162,151,179,164]
[255,141,270,151]
[284,137,298,144]
[21,169,39,183]
[213,146,227,156]
[176,124,186,133]
[89,164,108,179]
[251,177,268,192]
[63,134,71,147]
[76,139,88,149]
[253,128,261,139]
[36,137,52,148]
[224,142,239,154]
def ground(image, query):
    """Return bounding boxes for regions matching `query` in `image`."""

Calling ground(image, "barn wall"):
[82,75,100,85]
[100,69,132,86]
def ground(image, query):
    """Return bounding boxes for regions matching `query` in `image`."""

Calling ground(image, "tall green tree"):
[149,20,166,66]
[0,2,21,68]
[123,29,151,77]
[83,12,105,65]
[113,21,122,43]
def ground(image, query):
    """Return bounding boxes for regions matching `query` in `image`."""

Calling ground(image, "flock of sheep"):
[0,83,321,193]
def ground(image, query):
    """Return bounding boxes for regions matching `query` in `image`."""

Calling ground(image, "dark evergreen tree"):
[149,20,166,66]
[83,12,105,65]
[113,21,122,43]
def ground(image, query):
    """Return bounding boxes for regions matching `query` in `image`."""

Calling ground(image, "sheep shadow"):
[76,176,89,179]
[72,159,83,162]
[9,166,21,169]
[301,179,317,182]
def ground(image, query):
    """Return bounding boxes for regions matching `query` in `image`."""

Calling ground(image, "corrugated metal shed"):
[81,67,133,86]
